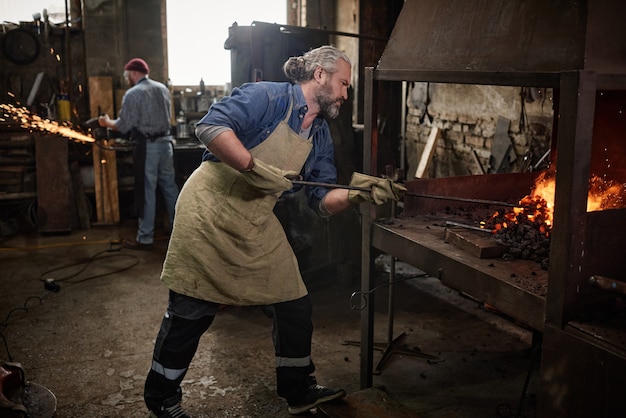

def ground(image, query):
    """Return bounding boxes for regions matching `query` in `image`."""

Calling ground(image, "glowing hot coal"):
[0,103,94,143]
[488,170,626,235]
[484,170,626,269]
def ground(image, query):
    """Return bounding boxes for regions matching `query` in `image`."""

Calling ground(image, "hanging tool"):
[291,180,531,209]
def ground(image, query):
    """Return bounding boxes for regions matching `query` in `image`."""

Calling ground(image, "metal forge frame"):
[358,0,626,416]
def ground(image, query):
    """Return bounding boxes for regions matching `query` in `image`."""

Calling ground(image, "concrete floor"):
[0,221,539,418]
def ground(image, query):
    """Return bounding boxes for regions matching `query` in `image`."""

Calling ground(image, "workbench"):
[370,216,547,331]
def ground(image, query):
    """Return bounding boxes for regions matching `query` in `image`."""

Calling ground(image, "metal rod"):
[291,180,371,192]
[445,221,492,233]
[533,149,551,170]
[405,192,531,209]
[387,257,396,344]
[291,180,530,209]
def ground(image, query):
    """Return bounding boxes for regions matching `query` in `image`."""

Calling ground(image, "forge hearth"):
[359,0,626,415]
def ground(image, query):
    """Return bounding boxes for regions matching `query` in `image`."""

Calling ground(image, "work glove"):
[347,172,407,205]
[241,158,297,195]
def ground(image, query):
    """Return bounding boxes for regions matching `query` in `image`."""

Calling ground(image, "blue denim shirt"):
[198,82,337,212]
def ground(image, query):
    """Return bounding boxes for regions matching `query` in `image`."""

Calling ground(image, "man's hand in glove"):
[241,158,297,195]
[347,172,407,205]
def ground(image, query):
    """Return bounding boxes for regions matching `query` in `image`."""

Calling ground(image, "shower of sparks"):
[0,103,95,143]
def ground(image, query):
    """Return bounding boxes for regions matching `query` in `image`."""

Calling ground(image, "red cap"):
[124,58,149,74]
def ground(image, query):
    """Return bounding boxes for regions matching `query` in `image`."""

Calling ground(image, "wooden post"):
[414,126,439,178]
[489,117,512,173]
[35,135,72,233]
[88,76,120,224]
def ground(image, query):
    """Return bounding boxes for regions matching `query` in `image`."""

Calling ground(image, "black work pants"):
[143,290,315,411]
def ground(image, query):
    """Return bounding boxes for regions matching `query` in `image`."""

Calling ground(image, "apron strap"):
[283,95,294,124]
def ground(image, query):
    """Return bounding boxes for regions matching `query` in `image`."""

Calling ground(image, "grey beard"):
[317,96,341,119]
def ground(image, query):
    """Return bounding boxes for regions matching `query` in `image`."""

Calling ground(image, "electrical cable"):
[0,332,12,362]
[0,238,123,252]
[0,296,45,362]
[0,240,140,363]
[37,248,139,286]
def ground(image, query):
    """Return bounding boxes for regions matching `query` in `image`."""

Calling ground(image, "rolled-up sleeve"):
[197,81,338,215]
[195,124,232,148]
[197,83,294,164]
[198,83,282,149]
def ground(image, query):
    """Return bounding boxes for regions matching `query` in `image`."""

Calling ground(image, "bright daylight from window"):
[1,0,287,87]
[167,1,287,86]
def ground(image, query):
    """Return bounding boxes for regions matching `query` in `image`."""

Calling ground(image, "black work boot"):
[148,398,190,418]
[287,377,346,415]
[148,402,190,418]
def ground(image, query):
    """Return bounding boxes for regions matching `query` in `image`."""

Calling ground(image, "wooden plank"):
[69,161,91,229]
[35,135,72,233]
[88,76,120,224]
[92,141,120,224]
[444,227,508,259]
[489,116,512,173]
[414,126,439,178]
[0,192,37,201]
[88,76,114,116]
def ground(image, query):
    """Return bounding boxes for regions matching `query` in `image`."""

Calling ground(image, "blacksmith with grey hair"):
[143,45,405,418]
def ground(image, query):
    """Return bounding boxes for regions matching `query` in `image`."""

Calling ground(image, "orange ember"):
[488,170,626,236]
[0,103,94,143]
[588,175,626,211]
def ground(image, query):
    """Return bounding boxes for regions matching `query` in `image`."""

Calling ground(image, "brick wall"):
[405,82,554,179]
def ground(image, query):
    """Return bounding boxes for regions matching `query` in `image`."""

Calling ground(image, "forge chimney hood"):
[377,0,626,77]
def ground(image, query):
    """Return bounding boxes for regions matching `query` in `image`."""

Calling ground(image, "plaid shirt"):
[114,77,172,138]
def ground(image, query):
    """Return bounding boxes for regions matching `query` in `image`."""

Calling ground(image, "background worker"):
[98,58,179,250]
[143,46,405,418]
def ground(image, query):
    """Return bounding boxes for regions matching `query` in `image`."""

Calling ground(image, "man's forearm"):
[206,130,254,172]
[98,115,119,131]
[320,188,351,215]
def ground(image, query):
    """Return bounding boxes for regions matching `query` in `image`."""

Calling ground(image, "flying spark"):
[0,103,94,143]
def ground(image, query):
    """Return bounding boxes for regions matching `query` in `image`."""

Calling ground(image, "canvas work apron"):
[161,102,314,305]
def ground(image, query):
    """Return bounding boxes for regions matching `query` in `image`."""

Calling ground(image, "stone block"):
[465,135,485,148]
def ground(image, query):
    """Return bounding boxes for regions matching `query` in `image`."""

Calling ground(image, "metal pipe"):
[533,149,551,170]
[405,192,531,209]
[291,180,370,192]
[445,221,492,233]
[400,81,407,172]
[291,180,531,209]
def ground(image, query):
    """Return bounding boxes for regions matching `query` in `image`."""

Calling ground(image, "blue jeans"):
[137,140,179,244]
